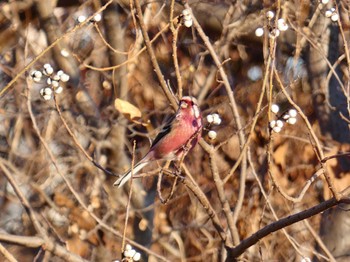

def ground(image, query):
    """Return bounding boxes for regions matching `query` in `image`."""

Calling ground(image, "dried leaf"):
[114,98,142,120]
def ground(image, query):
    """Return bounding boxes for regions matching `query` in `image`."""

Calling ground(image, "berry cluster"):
[269,104,298,133]
[255,11,289,39]
[182,9,193,28]
[30,64,70,100]
[206,113,222,140]
[113,244,141,262]
[325,8,339,21]
[318,0,339,22]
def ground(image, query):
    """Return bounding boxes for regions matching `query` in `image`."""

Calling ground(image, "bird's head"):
[179,96,201,119]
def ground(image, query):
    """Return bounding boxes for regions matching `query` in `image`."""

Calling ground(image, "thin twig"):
[247,148,308,258]
[303,220,336,261]
[0,241,17,262]
[0,161,46,237]
[157,169,179,204]
[208,146,237,245]
[180,164,228,245]
[121,141,137,253]
[53,95,116,177]
[169,0,183,97]
[93,23,129,55]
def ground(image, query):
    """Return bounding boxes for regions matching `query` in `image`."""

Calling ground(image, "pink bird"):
[114,96,202,187]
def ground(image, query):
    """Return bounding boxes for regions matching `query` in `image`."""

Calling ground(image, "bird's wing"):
[150,114,177,148]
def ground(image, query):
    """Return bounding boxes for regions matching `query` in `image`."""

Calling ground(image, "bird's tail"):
[113,161,148,188]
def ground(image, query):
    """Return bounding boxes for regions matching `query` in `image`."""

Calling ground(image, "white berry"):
[123,250,132,258]
[77,15,86,23]
[44,66,54,76]
[60,73,70,82]
[130,249,136,257]
[288,109,297,117]
[206,114,214,123]
[325,10,333,18]
[60,49,69,57]
[331,13,339,22]
[33,70,42,79]
[271,104,280,114]
[208,130,217,140]
[44,87,53,95]
[276,119,284,128]
[55,86,63,94]
[255,27,264,37]
[132,253,141,261]
[184,19,193,28]
[182,9,190,16]
[133,252,141,261]
[266,11,275,20]
[212,113,221,125]
[51,80,59,88]
[43,94,52,100]
[272,126,282,133]
[33,77,41,83]
[287,117,297,125]
[93,13,102,22]
[277,18,288,31]
[321,0,329,4]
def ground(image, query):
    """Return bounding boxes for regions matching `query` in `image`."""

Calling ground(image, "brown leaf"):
[114,98,141,120]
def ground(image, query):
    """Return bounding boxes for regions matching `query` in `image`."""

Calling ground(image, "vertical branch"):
[102,0,128,99]
[184,3,247,243]
[208,147,238,245]
[133,0,178,108]
[169,0,183,97]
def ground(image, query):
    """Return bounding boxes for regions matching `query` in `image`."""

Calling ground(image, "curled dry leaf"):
[114,98,142,120]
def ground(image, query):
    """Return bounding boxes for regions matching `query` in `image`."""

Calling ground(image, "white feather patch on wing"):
[113,161,148,188]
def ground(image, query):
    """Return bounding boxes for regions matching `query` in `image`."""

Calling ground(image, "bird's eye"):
[181,101,188,108]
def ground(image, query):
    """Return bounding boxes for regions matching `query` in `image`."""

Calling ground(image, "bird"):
[114,96,202,188]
